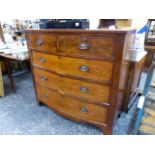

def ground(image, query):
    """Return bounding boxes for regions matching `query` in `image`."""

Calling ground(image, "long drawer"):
[33,67,110,103]
[59,35,115,58]
[28,33,57,54]
[36,83,108,124]
[32,51,113,83]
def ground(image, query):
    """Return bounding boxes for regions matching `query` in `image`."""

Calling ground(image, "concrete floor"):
[0,72,138,135]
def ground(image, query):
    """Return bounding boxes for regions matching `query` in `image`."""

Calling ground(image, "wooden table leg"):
[4,58,15,92]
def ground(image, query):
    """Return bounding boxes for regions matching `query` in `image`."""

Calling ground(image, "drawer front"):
[33,67,61,91]
[62,77,110,103]
[36,84,108,123]
[28,33,57,54]
[59,35,114,58]
[36,83,61,106]
[32,52,113,82]
[33,67,110,103]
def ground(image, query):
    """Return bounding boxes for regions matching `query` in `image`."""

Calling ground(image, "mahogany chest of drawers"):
[25,29,144,134]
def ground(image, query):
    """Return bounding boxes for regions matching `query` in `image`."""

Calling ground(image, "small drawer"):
[32,52,113,83]
[28,33,57,54]
[36,83,61,107]
[33,67,62,91]
[36,84,108,124]
[59,35,115,58]
[33,67,110,103]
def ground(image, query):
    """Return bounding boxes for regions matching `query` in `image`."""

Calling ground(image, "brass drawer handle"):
[79,42,89,50]
[80,86,89,93]
[80,107,88,113]
[43,93,48,98]
[39,57,46,63]
[79,65,89,72]
[36,38,43,46]
[40,76,48,81]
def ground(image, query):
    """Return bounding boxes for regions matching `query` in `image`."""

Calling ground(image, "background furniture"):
[144,19,155,71]
[26,29,145,134]
[0,23,5,96]
[98,19,132,29]
[0,53,29,92]
[0,21,29,93]
[144,45,155,71]
[0,62,4,97]
[0,22,5,43]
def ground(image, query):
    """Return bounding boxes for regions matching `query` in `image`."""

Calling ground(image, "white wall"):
[132,19,148,29]
[89,19,149,29]
[89,19,100,29]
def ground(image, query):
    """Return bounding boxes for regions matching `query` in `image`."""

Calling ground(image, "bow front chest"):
[25,29,143,134]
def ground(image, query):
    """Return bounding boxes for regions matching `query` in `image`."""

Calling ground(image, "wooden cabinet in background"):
[98,19,132,29]
[144,46,155,71]
[0,22,5,43]
[25,29,145,134]
[0,62,4,97]
[144,19,155,71]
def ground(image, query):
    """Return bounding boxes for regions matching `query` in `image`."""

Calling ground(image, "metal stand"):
[135,63,155,134]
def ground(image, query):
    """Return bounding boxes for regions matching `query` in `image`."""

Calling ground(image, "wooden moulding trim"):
[36,82,110,107]
[38,98,108,129]
[32,64,113,85]
[25,29,136,35]
[30,49,115,61]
